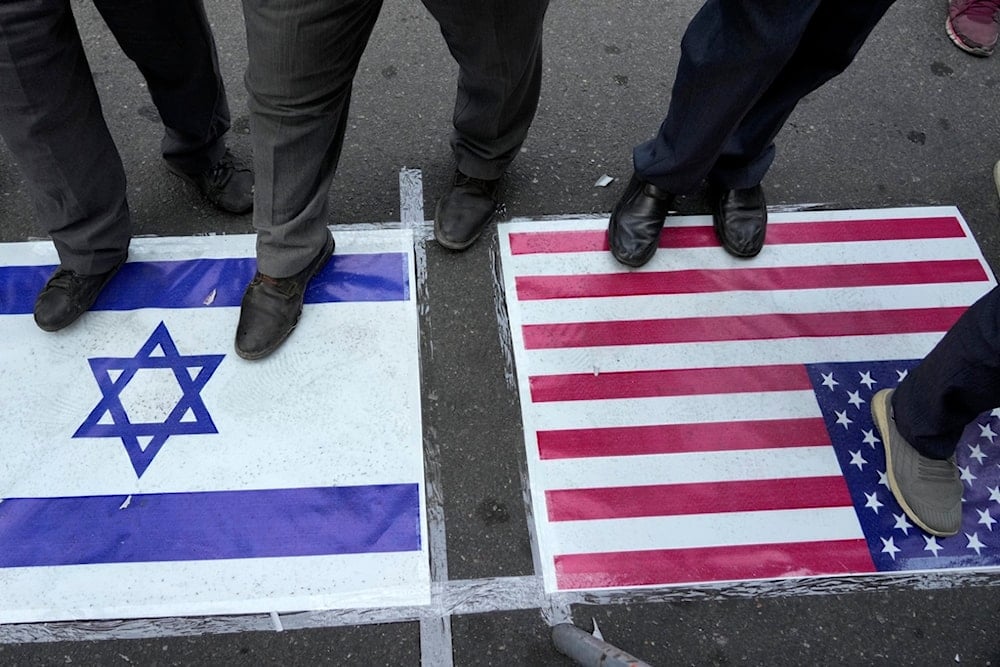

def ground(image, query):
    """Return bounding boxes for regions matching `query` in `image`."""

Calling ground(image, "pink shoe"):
[947,0,1000,56]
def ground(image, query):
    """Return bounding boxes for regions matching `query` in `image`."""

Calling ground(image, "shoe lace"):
[251,272,300,299]
[958,0,1000,20]
[206,152,251,189]
[45,268,85,292]
[453,171,498,193]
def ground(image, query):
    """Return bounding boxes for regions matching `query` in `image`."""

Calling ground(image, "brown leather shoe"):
[235,230,335,360]
[434,170,502,251]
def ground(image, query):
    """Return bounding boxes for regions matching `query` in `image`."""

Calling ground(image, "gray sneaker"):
[871,389,963,536]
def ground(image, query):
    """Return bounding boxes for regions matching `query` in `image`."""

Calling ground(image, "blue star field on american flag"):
[808,360,1000,572]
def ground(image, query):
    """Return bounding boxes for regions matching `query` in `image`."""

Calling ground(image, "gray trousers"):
[241,0,549,277]
[0,0,231,275]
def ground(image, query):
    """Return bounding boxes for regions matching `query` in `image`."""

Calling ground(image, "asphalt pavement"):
[2,0,1000,664]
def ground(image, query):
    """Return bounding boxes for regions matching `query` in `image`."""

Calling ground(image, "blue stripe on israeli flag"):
[0,252,409,314]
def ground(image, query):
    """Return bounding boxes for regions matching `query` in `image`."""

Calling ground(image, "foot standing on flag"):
[235,0,549,360]
[871,286,1000,537]
[0,0,253,333]
[608,0,897,267]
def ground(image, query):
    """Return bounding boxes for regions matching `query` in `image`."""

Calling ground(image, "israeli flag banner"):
[0,230,429,623]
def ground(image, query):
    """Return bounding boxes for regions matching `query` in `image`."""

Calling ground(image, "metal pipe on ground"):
[551,623,653,667]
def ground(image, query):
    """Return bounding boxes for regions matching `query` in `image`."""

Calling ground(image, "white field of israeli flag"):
[0,230,429,623]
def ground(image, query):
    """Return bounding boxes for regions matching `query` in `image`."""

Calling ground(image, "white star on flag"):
[989,486,1000,504]
[847,390,865,408]
[966,533,986,556]
[980,422,997,442]
[859,371,877,389]
[881,537,901,560]
[924,536,944,557]
[862,429,881,448]
[864,492,883,513]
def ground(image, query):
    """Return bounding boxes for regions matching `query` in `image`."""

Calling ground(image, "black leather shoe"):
[235,230,335,360]
[608,173,674,267]
[167,148,254,215]
[34,258,126,332]
[434,170,502,250]
[709,184,767,258]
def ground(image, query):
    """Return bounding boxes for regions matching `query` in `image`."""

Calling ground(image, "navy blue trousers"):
[894,286,1000,460]
[634,0,897,194]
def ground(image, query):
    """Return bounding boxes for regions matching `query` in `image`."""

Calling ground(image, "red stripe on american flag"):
[536,418,832,459]
[529,364,811,402]
[515,259,987,300]
[508,216,965,255]
[522,306,966,349]
[546,476,853,521]
[554,539,877,589]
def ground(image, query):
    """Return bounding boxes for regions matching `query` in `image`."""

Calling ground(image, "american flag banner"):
[497,207,999,592]
[0,230,428,623]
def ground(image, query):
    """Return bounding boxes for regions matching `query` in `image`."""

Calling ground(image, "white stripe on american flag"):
[535,446,843,490]
[549,508,865,555]
[528,391,820,431]
[515,282,992,325]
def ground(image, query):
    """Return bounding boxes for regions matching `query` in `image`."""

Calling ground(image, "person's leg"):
[236,0,382,359]
[704,0,896,259]
[633,0,822,194]
[93,0,251,213]
[893,286,1000,459]
[708,0,898,190]
[0,0,130,276]
[609,0,821,267]
[0,0,130,331]
[422,0,549,250]
[871,286,1000,536]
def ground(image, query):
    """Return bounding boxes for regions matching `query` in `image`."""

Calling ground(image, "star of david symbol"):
[74,322,225,477]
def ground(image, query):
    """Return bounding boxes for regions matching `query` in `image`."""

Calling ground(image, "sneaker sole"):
[945,17,995,56]
[235,232,336,361]
[871,389,956,537]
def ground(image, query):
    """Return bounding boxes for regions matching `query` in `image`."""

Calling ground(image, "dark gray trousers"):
[241,0,548,277]
[634,0,897,194]
[0,0,230,274]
